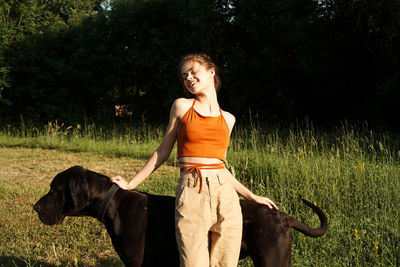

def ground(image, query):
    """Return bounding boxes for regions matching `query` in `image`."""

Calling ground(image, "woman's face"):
[181,60,215,95]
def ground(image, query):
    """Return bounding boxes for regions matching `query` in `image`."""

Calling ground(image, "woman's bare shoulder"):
[174,97,194,106]
[221,110,236,129]
[172,98,195,118]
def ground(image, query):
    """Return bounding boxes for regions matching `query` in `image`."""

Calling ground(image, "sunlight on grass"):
[0,120,399,266]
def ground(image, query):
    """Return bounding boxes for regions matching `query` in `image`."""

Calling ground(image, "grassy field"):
[0,121,399,266]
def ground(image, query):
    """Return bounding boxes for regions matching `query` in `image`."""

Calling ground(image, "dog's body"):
[34,166,327,267]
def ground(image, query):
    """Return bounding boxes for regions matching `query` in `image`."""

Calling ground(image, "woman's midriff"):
[179,156,225,177]
[178,156,226,193]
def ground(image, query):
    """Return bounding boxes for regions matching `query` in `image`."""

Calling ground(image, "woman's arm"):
[229,173,278,210]
[222,110,278,210]
[111,99,186,190]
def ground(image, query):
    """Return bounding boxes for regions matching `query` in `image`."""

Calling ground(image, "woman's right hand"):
[110,176,130,190]
[109,99,184,192]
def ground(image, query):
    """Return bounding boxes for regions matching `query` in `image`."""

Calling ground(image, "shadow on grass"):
[0,256,124,267]
[0,142,177,165]
[0,256,56,267]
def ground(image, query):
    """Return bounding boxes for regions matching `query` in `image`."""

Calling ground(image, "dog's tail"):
[289,199,328,237]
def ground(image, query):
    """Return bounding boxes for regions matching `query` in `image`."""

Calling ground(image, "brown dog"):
[33,166,327,267]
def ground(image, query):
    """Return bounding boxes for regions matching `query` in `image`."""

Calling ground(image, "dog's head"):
[33,166,90,225]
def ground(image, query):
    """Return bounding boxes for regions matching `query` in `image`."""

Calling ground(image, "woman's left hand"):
[251,195,279,210]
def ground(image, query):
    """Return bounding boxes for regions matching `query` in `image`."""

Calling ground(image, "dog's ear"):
[68,175,90,210]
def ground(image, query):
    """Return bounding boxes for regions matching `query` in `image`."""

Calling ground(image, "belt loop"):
[217,174,221,185]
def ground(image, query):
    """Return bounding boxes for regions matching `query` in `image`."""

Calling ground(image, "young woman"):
[111,53,278,267]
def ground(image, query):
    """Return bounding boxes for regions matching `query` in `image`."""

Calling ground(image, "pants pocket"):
[175,184,188,209]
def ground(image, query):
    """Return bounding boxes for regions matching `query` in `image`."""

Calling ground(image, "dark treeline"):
[1,0,399,128]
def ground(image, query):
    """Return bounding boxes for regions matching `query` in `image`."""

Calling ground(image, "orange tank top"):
[177,99,230,162]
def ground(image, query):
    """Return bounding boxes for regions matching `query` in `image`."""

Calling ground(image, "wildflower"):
[374,241,379,251]
[354,228,359,238]
[74,256,78,267]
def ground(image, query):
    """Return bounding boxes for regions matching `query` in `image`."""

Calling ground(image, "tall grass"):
[229,121,400,266]
[1,119,170,162]
[1,119,399,266]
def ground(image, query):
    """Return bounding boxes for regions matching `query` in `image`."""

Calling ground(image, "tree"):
[1,0,400,128]
[0,0,109,123]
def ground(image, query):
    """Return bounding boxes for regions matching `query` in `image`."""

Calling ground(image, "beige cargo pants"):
[175,169,242,267]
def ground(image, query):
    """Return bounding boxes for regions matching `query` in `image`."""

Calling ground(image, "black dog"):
[33,166,327,267]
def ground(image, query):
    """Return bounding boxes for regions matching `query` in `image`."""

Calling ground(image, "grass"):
[0,120,399,266]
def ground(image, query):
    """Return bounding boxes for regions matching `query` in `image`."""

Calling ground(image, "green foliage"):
[1,0,400,127]
[0,57,9,104]
[0,0,107,121]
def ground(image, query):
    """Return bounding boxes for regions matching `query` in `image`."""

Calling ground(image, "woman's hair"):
[178,53,222,94]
